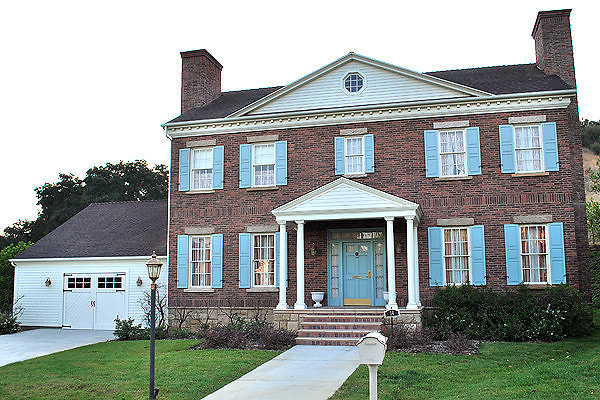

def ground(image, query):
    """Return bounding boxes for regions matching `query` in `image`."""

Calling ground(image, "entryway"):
[62,273,127,330]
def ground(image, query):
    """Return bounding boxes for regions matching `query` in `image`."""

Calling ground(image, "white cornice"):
[11,255,167,264]
[163,90,575,139]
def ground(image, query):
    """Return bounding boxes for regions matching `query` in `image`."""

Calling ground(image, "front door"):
[343,242,372,305]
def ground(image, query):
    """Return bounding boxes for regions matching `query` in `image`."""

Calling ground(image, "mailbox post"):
[356,332,387,400]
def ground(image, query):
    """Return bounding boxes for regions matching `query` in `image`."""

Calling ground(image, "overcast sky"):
[0,1,598,231]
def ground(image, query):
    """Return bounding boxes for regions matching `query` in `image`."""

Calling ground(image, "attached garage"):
[11,200,167,330]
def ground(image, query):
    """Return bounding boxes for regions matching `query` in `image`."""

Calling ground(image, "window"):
[345,136,364,174]
[443,227,470,285]
[520,225,549,283]
[191,236,212,287]
[439,130,467,177]
[344,73,364,93]
[515,125,543,173]
[253,234,275,286]
[98,276,123,289]
[252,143,275,187]
[67,277,91,289]
[191,148,213,190]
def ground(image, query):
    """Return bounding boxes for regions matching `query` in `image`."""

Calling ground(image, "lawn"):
[0,340,279,399]
[332,310,600,400]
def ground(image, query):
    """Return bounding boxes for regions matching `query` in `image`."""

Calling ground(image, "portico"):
[272,178,423,311]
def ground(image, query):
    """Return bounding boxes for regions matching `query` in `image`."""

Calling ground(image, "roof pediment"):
[272,178,421,222]
[230,53,491,118]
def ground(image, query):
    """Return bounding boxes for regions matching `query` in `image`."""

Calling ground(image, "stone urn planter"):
[311,291,324,307]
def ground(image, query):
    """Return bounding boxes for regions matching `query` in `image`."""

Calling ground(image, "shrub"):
[426,284,593,341]
[114,317,144,340]
[591,249,600,308]
[201,324,248,349]
[0,310,20,335]
[199,318,296,350]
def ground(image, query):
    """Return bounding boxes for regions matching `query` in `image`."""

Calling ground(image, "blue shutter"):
[212,146,224,190]
[542,122,559,172]
[364,134,375,173]
[428,227,443,286]
[424,130,439,178]
[334,137,345,175]
[238,233,251,288]
[470,225,486,285]
[504,224,522,285]
[499,125,516,173]
[275,141,288,186]
[465,127,482,175]
[275,232,280,288]
[548,222,566,284]
[239,144,252,188]
[177,235,189,288]
[211,234,223,288]
[178,148,190,191]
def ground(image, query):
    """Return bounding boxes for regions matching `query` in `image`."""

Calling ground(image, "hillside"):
[584,148,600,202]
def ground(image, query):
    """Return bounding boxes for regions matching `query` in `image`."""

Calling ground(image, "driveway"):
[0,329,115,367]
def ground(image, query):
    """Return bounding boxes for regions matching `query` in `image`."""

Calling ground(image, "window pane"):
[253,144,275,164]
[192,149,213,169]
[520,225,547,283]
[191,236,212,287]
[253,234,275,286]
[443,228,469,284]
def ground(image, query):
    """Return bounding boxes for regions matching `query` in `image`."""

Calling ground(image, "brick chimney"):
[532,9,576,88]
[180,49,223,114]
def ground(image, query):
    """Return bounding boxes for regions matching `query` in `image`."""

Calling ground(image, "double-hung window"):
[191,148,213,190]
[252,143,276,187]
[439,130,467,177]
[252,233,275,286]
[345,136,364,175]
[442,227,470,285]
[190,236,212,287]
[514,125,543,173]
[519,225,549,284]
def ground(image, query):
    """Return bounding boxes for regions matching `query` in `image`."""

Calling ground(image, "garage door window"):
[191,236,211,287]
[98,276,123,289]
[67,277,91,289]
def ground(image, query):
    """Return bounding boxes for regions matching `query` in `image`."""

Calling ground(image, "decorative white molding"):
[186,139,216,148]
[433,120,470,129]
[164,91,574,139]
[247,134,279,143]
[340,128,368,136]
[508,115,547,124]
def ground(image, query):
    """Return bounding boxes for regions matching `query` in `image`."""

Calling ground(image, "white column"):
[406,216,418,310]
[413,222,421,307]
[276,222,288,309]
[385,217,398,310]
[294,220,307,309]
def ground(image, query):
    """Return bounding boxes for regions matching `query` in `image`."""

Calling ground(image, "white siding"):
[13,257,168,328]
[294,185,399,213]
[249,60,470,115]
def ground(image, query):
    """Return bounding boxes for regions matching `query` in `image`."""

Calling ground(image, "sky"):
[0,1,598,231]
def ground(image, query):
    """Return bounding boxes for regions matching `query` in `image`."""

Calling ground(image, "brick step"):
[302,308,385,315]
[302,315,383,323]
[296,337,360,346]
[297,329,377,338]
[300,322,382,331]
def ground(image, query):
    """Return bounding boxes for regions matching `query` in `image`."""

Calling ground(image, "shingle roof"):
[16,200,167,259]
[167,64,571,123]
[425,63,571,95]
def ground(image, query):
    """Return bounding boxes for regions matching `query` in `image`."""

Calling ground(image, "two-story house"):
[163,9,589,344]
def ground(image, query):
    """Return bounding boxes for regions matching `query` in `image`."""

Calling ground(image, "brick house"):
[163,9,589,342]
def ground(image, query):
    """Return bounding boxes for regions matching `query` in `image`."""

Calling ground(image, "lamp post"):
[146,251,162,400]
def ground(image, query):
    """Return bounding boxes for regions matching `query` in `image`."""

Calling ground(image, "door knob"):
[368,270,371,279]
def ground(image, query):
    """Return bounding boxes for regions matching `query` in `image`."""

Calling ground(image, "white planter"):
[311,291,324,307]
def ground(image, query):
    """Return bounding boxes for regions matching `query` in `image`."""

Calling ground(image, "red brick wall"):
[180,50,222,114]
[168,107,590,307]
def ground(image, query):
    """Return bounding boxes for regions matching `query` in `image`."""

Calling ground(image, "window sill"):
[522,283,551,289]
[185,190,216,194]
[246,287,279,293]
[435,176,473,182]
[247,186,279,192]
[344,173,368,178]
[184,287,215,293]
[511,172,550,177]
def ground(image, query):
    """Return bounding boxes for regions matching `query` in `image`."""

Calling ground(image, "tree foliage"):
[0,160,168,246]
[581,119,600,155]
[0,242,32,312]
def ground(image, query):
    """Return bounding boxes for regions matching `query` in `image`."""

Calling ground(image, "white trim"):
[190,147,214,191]
[251,142,276,188]
[341,71,366,96]
[438,128,468,178]
[189,235,212,288]
[11,256,167,264]
[441,226,473,286]
[513,124,545,174]
[251,232,277,287]
[163,92,574,139]
[344,135,365,175]
[518,224,552,285]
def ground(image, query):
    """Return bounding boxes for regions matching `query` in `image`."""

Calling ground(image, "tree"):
[581,119,600,154]
[0,242,32,312]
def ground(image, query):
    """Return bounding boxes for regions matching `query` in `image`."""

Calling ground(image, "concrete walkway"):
[202,345,359,400]
[0,328,115,367]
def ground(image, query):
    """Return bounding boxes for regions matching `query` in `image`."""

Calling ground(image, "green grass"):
[0,340,279,399]
[332,310,600,400]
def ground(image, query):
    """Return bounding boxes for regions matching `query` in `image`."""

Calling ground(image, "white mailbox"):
[357,331,387,365]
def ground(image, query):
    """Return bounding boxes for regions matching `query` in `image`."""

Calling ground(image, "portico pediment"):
[272,178,421,222]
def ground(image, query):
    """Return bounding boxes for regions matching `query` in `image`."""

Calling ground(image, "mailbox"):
[356,331,387,365]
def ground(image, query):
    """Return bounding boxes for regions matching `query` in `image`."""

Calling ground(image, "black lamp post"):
[146,251,163,400]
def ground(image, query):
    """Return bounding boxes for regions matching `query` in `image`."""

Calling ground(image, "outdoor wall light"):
[137,276,143,287]
[45,278,52,287]
[309,242,317,256]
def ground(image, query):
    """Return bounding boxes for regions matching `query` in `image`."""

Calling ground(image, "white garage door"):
[63,273,127,330]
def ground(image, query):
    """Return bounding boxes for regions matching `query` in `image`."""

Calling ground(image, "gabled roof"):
[15,200,167,259]
[272,178,422,222]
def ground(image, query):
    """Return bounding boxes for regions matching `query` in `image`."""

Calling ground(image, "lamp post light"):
[146,251,163,400]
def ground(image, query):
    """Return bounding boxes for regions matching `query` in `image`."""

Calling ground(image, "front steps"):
[295,308,384,346]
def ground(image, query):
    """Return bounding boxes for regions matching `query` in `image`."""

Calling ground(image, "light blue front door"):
[343,242,372,305]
